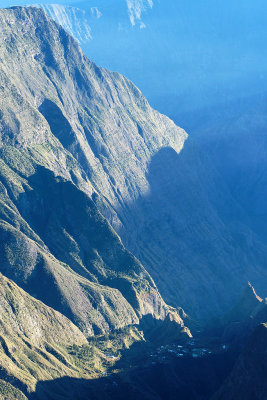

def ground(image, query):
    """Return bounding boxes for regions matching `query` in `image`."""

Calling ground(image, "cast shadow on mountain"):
[28,339,235,400]
[117,143,267,320]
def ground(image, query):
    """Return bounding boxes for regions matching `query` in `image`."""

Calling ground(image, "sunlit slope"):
[0,5,189,334]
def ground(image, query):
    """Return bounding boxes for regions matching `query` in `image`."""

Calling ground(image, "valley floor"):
[29,332,236,400]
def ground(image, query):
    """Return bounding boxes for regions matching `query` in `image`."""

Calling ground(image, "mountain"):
[0,5,191,338]
[194,95,267,242]
[2,4,267,324]
[202,282,267,363]
[0,3,266,399]
[220,283,267,347]
[201,284,267,400]
[0,272,88,393]
[0,4,195,397]
[117,139,267,319]
[11,1,267,320]
[22,0,267,122]
[213,323,267,400]
[222,282,263,324]
[0,271,150,399]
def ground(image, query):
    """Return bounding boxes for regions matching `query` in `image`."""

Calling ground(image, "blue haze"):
[2,0,267,123]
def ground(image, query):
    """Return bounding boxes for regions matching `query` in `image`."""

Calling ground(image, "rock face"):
[0,5,186,219]
[0,6,189,336]
[213,323,267,400]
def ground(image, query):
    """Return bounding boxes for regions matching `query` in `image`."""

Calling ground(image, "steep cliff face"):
[0,6,189,336]
[1,5,266,322]
[0,5,186,223]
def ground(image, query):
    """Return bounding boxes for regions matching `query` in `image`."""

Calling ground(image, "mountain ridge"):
[0,4,267,399]
[0,5,189,336]
[1,5,267,323]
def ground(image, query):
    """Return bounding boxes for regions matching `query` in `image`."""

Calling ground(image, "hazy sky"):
[2,0,267,120]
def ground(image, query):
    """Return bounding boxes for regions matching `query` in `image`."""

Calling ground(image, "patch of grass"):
[0,379,28,400]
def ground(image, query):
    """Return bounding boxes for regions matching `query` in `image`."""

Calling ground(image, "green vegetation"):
[0,380,28,400]
[0,273,146,396]
[0,6,190,398]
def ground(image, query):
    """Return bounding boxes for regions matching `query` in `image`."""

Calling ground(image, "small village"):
[147,338,229,365]
[100,337,230,392]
